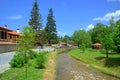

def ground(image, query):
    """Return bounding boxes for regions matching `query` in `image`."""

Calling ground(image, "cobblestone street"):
[56,53,119,80]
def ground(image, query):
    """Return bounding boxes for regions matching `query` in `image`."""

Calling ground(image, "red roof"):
[0,42,16,45]
[8,31,20,36]
[92,43,102,46]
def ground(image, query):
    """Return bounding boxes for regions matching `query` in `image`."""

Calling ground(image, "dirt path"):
[55,53,119,80]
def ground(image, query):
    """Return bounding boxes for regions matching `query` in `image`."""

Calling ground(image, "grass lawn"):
[0,52,51,80]
[69,48,120,79]
[0,60,44,80]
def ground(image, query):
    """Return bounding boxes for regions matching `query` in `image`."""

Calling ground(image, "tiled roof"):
[92,43,102,46]
[8,31,20,36]
[0,26,13,31]
[0,42,16,44]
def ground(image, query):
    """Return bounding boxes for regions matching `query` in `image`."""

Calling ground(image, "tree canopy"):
[29,0,42,32]
[102,27,114,58]
[72,30,91,47]
[91,23,105,43]
[44,8,58,44]
[113,20,120,53]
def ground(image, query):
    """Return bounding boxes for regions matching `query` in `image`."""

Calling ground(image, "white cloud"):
[86,24,94,31]
[80,28,83,30]
[58,31,67,36]
[107,0,120,2]
[93,10,120,21]
[7,15,22,20]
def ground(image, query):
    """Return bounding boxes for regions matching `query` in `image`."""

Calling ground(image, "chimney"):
[4,25,7,28]
[17,28,20,34]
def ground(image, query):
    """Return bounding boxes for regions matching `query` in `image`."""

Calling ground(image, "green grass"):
[0,52,51,80]
[0,60,44,80]
[69,48,120,79]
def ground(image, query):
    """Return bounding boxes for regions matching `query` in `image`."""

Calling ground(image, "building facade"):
[0,26,20,43]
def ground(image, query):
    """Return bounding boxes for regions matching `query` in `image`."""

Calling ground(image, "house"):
[92,43,102,50]
[0,25,20,43]
[58,42,67,48]
[0,25,20,53]
[69,41,77,46]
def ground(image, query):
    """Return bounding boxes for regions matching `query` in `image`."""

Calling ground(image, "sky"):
[0,0,120,36]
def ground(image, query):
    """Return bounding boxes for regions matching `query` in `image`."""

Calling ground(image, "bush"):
[9,53,25,68]
[36,52,48,69]
[28,50,37,59]
[80,43,86,52]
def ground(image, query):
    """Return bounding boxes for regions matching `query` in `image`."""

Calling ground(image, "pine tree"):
[45,8,58,45]
[29,0,42,39]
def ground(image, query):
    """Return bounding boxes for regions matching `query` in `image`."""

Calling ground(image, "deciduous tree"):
[63,35,70,43]
[72,30,91,48]
[17,26,35,80]
[113,19,120,53]
[102,27,114,58]
[91,23,105,43]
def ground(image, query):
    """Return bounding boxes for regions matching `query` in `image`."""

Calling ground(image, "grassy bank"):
[0,52,51,80]
[42,51,56,80]
[42,47,74,80]
[69,48,120,79]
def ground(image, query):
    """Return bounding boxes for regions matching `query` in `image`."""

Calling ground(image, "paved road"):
[0,52,15,73]
[0,47,54,73]
[56,53,119,80]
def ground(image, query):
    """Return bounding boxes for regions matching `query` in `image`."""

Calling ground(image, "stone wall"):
[0,44,16,53]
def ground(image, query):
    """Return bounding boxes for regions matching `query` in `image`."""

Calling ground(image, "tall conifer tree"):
[45,8,58,44]
[29,0,42,41]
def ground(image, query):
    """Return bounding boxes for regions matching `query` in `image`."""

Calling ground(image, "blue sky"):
[0,0,120,36]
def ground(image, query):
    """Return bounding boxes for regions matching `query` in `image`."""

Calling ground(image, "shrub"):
[36,52,48,69]
[9,53,25,68]
[80,43,86,52]
[28,50,37,59]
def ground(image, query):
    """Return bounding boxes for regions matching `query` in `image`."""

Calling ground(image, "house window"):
[0,31,7,39]
[0,31,1,39]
